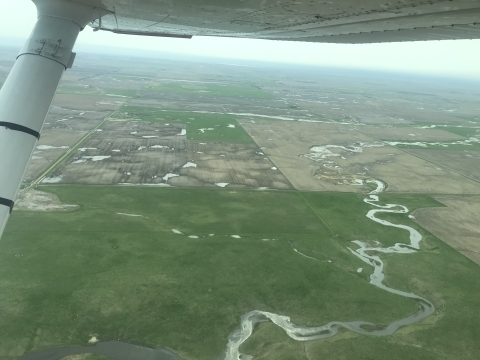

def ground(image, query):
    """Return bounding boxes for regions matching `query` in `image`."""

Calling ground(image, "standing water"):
[221,180,434,360]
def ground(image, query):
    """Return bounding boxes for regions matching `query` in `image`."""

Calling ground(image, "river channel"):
[21,180,434,360]
[221,180,435,360]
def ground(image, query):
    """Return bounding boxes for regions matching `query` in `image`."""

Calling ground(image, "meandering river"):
[220,180,435,360]
[22,180,434,360]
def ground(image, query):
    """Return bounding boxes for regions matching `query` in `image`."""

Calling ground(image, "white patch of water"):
[119,183,171,187]
[227,124,236,128]
[271,167,278,170]
[105,94,128,98]
[151,145,169,149]
[231,235,241,239]
[37,145,69,150]
[221,177,435,360]
[117,213,143,217]
[82,156,111,162]
[183,162,197,168]
[172,229,183,234]
[112,149,121,152]
[189,235,199,239]
[215,183,229,188]
[199,128,214,133]
[142,136,159,138]
[163,173,179,182]
[72,159,87,164]
[177,129,187,136]
[366,179,385,194]
[386,136,480,148]
[42,176,63,184]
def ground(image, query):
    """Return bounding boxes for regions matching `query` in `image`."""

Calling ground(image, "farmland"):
[3,186,480,360]
[1,46,480,359]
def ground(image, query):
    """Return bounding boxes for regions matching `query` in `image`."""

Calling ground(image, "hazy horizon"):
[1,0,480,81]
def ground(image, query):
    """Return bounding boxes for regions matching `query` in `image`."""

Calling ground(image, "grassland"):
[440,126,480,137]
[143,82,276,99]
[63,355,110,360]
[1,187,479,359]
[111,106,254,143]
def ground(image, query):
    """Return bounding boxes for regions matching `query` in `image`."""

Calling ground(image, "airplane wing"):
[88,0,480,43]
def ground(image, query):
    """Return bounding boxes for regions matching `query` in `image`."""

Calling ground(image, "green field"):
[143,82,276,99]
[441,126,480,137]
[1,187,479,359]
[111,106,255,143]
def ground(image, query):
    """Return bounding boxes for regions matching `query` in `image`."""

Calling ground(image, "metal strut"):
[0,0,107,238]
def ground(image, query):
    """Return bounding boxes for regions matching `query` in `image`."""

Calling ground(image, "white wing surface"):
[81,0,480,43]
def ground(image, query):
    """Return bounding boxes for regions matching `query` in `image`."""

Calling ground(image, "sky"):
[1,0,480,80]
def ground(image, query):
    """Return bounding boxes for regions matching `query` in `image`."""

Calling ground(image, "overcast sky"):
[1,0,480,79]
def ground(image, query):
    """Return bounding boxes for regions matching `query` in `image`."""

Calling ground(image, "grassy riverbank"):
[1,186,478,359]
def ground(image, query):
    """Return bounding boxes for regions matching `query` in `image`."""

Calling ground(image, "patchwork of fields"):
[1,49,480,359]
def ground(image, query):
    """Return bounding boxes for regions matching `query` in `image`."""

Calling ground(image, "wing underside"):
[81,0,480,43]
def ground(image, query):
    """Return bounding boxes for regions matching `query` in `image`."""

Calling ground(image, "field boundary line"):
[297,192,335,235]
[240,125,296,190]
[356,129,480,185]
[28,113,114,189]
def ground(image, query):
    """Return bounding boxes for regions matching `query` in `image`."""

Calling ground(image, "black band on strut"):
[0,122,40,140]
[0,198,14,213]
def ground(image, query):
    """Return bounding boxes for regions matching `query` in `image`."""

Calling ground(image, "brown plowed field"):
[360,125,465,141]
[53,120,292,190]
[408,149,480,182]
[241,120,480,194]
[414,195,480,265]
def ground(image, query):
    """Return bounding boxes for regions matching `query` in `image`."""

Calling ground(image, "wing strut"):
[0,0,105,238]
